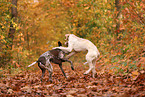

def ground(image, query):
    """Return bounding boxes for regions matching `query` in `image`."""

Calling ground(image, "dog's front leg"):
[53,46,73,53]
[59,63,67,78]
[66,51,77,59]
[62,58,74,70]
[67,60,74,70]
[53,41,74,52]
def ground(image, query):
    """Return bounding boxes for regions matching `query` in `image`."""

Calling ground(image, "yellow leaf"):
[0,35,5,39]
[132,70,139,76]
[16,62,20,67]
[104,59,109,62]
[84,7,89,9]
[134,36,138,41]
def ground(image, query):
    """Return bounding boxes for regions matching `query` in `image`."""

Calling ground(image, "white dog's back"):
[69,34,100,56]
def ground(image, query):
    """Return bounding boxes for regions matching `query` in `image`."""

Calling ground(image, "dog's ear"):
[58,41,62,47]
[65,34,70,40]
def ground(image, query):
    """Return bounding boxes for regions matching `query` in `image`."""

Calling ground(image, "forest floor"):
[0,63,145,97]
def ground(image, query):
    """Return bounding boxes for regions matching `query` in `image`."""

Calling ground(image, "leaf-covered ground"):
[0,64,145,97]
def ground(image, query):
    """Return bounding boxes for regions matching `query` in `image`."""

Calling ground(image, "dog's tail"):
[28,61,37,67]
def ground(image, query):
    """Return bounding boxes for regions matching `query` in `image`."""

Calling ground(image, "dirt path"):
[0,64,144,96]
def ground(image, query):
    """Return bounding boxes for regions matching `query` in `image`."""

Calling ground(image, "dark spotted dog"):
[28,41,74,82]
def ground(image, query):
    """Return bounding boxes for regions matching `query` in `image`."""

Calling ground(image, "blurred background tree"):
[0,0,144,74]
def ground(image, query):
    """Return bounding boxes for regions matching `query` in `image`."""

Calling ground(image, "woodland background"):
[0,0,145,96]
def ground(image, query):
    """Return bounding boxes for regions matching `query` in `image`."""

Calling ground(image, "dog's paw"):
[92,73,97,78]
[83,72,88,75]
[84,62,88,65]
[83,70,90,75]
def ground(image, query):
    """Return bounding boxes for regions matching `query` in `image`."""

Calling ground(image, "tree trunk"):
[115,0,121,37]
[8,0,17,49]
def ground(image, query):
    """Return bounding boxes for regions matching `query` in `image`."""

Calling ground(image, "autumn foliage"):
[0,0,145,96]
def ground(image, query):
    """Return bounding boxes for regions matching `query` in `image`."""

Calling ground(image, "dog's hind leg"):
[83,61,93,75]
[40,69,46,82]
[41,69,46,79]
[84,62,88,65]
[84,60,97,78]
[38,62,46,82]
[84,53,94,76]
[46,61,53,82]
[59,63,67,78]
[39,61,53,82]
[92,59,97,78]
[48,64,53,82]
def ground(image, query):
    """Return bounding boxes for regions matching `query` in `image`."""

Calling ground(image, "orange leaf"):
[16,63,20,67]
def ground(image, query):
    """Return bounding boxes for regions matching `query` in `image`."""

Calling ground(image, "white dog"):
[53,34,100,78]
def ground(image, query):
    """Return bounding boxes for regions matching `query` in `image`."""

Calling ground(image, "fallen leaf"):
[66,94,74,97]
[7,89,13,94]
[21,86,32,93]
[132,70,139,76]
